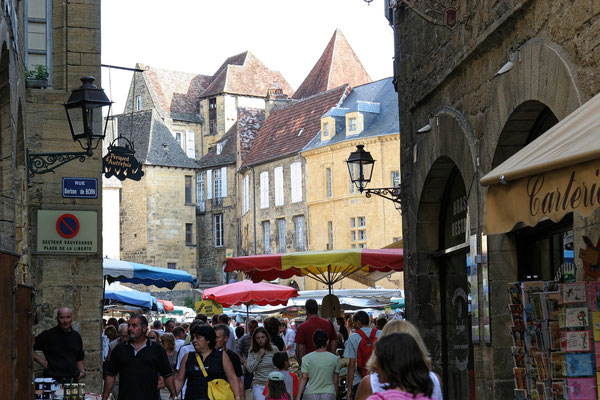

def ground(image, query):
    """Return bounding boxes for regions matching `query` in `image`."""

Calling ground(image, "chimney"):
[265,84,291,118]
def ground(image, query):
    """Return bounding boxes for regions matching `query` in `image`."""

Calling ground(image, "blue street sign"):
[62,177,98,199]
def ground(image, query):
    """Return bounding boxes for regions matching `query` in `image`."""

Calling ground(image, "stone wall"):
[197,163,237,284]
[394,1,600,398]
[25,0,104,391]
[239,156,308,257]
[121,165,198,291]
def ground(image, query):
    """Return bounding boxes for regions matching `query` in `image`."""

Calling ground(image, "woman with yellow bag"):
[175,324,242,400]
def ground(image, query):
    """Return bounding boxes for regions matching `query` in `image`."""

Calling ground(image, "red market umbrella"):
[202,280,299,308]
[224,248,403,292]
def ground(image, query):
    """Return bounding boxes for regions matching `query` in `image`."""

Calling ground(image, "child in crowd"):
[263,352,298,399]
[296,329,339,400]
[266,371,291,400]
[366,333,433,400]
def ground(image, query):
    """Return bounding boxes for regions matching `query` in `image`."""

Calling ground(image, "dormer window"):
[323,122,329,137]
[216,143,223,155]
[345,111,363,136]
[349,117,357,132]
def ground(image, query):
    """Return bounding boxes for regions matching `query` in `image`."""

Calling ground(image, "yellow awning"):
[481,92,600,234]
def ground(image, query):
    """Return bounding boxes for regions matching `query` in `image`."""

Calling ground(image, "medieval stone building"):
[393,1,600,398]
[1,0,105,396]
[113,52,293,287]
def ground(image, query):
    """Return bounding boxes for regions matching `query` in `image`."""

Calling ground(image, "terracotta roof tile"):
[238,107,266,160]
[143,66,211,117]
[293,29,371,100]
[243,84,350,167]
[201,51,293,98]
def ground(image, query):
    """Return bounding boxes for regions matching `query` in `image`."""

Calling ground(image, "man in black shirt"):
[102,314,177,400]
[33,307,85,382]
[214,324,244,397]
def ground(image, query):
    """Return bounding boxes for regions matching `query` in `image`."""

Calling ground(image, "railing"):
[212,197,223,208]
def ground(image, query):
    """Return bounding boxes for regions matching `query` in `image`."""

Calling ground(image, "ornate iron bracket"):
[361,186,403,212]
[27,149,92,179]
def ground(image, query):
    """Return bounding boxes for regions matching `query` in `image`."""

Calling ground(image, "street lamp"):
[27,76,113,178]
[346,144,403,212]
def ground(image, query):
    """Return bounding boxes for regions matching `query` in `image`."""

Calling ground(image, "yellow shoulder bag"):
[195,352,235,400]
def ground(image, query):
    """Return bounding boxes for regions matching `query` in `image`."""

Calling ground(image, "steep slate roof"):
[115,110,198,169]
[237,107,266,161]
[201,51,294,98]
[293,29,371,100]
[197,125,237,169]
[302,78,399,152]
[143,65,212,121]
[243,84,350,167]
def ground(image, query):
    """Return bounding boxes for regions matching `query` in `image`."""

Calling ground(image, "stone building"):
[0,0,105,395]
[239,85,350,289]
[113,53,293,286]
[113,111,199,293]
[196,127,237,283]
[392,1,600,398]
[301,78,403,290]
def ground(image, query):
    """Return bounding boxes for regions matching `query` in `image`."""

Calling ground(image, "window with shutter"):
[291,162,302,203]
[242,175,249,214]
[197,172,205,212]
[206,170,213,199]
[186,131,195,158]
[260,171,269,208]
[277,218,286,253]
[221,167,227,198]
[294,215,306,251]
[274,167,284,206]
[263,221,271,254]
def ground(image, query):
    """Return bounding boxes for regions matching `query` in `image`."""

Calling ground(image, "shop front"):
[481,91,600,398]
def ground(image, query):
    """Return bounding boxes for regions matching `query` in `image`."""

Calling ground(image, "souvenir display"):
[509,281,599,399]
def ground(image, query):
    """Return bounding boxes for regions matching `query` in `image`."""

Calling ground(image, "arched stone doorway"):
[489,101,562,282]
[417,157,473,400]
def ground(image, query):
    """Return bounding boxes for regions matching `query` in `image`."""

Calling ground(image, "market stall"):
[103,258,198,289]
[225,248,403,293]
[480,91,600,398]
[202,280,299,321]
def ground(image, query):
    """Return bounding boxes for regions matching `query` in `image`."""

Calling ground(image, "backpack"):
[356,328,378,376]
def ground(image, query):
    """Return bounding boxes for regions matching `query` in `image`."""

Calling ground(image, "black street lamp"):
[27,76,113,178]
[346,144,402,212]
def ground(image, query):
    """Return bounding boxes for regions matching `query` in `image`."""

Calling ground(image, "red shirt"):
[294,316,336,354]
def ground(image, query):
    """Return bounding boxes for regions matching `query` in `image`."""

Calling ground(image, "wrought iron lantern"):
[27,76,113,178]
[346,144,402,212]
[64,75,112,152]
[347,144,375,192]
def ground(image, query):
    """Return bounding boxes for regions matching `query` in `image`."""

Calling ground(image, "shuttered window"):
[260,171,269,208]
[274,166,284,206]
[290,162,302,203]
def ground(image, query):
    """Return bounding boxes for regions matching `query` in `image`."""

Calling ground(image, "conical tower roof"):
[292,29,371,99]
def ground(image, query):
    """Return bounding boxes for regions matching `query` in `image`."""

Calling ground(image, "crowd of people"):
[32,302,440,400]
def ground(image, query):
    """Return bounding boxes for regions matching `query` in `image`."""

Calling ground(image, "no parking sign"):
[37,210,97,253]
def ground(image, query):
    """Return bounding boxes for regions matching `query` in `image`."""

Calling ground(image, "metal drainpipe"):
[251,166,257,255]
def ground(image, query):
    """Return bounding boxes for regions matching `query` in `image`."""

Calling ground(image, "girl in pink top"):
[366,333,433,400]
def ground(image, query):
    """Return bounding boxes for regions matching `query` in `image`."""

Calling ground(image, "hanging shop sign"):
[103,137,144,181]
[36,210,97,253]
